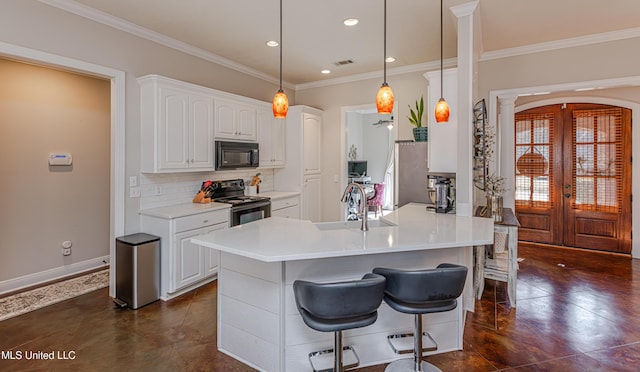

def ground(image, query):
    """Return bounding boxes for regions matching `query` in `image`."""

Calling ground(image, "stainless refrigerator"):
[394,141,428,208]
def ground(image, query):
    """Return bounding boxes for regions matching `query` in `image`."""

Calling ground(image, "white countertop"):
[191,203,494,262]
[257,191,300,200]
[139,202,230,219]
[138,191,299,219]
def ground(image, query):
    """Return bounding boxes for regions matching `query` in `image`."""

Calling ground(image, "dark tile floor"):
[1,244,639,371]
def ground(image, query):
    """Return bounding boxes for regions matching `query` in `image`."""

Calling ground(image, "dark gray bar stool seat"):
[294,273,386,372]
[373,263,468,372]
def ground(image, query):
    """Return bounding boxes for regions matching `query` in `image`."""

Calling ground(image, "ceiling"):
[50,0,640,87]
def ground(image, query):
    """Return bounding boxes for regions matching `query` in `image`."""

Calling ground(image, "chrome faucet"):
[340,183,369,232]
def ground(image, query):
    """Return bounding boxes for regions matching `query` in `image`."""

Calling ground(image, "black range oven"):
[207,179,271,227]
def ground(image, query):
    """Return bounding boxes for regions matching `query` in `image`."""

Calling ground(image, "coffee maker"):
[426,173,455,213]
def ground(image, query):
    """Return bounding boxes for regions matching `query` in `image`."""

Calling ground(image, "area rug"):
[0,269,109,322]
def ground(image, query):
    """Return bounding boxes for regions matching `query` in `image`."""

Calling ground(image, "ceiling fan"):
[372,116,394,129]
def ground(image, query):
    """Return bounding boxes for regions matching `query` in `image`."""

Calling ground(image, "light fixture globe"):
[376,83,394,115]
[273,89,289,118]
[435,98,449,123]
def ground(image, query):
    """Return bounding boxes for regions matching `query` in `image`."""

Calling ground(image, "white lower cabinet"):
[271,196,300,219]
[174,224,224,292]
[140,208,229,300]
[303,174,322,222]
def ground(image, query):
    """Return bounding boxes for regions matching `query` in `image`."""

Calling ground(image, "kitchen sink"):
[314,219,395,231]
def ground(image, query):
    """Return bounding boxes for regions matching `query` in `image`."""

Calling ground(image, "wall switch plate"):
[130,187,141,198]
[129,176,138,187]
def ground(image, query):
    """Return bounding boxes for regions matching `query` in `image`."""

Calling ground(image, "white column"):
[451,1,479,217]
[498,95,518,209]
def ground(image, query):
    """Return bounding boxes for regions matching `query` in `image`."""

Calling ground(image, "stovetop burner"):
[203,179,270,206]
[214,195,270,205]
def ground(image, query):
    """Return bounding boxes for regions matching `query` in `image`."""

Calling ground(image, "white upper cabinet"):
[258,107,285,168]
[214,99,257,141]
[140,76,215,173]
[302,112,321,174]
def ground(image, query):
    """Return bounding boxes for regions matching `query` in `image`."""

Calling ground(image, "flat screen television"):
[348,160,367,177]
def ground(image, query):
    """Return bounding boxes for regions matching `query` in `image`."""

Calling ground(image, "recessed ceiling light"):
[266,40,279,47]
[321,70,331,74]
[343,18,359,26]
[385,57,396,63]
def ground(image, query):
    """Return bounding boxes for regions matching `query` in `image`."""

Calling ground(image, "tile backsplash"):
[139,169,274,210]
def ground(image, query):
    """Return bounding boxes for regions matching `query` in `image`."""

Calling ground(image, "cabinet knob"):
[203,219,209,223]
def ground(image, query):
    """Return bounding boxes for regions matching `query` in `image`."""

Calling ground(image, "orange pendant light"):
[435,98,449,123]
[376,83,394,115]
[273,89,288,118]
[272,0,288,118]
[376,0,394,114]
[435,0,449,123]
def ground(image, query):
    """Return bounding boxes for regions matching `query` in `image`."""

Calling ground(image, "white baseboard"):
[0,256,110,295]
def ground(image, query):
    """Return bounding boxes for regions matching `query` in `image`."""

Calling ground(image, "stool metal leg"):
[308,330,360,372]
[384,314,442,372]
[335,330,343,372]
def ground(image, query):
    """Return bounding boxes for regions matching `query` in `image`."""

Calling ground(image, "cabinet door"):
[271,118,286,166]
[203,223,226,275]
[303,113,321,174]
[159,87,190,170]
[214,100,237,139]
[303,174,322,222]
[174,229,206,292]
[236,103,257,141]
[189,94,215,169]
[257,108,273,167]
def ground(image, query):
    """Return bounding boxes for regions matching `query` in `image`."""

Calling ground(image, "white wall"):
[346,112,364,161]
[362,112,392,184]
[0,58,110,284]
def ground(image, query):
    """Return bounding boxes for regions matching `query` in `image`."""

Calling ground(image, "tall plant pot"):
[413,127,428,142]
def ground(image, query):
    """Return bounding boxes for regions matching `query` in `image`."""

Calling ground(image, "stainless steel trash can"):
[115,233,160,309]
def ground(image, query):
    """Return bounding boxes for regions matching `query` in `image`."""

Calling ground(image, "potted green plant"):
[408,96,428,142]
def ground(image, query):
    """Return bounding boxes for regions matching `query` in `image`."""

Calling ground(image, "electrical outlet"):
[130,187,141,198]
[129,176,138,187]
[155,186,163,196]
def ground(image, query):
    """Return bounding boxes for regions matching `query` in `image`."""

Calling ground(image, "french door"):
[514,103,632,254]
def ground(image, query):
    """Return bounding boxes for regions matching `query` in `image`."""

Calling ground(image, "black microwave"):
[215,141,259,170]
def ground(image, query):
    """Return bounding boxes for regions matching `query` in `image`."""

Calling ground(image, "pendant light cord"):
[279,0,283,90]
[440,0,443,98]
[383,0,387,84]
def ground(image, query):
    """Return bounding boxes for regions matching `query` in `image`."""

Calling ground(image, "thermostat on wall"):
[49,152,73,166]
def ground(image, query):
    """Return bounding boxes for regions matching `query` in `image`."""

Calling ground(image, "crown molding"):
[38,0,292,88]
[481,27,640,61]
[296,58,457,91]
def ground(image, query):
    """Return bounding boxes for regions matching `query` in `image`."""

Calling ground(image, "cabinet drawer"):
[272,197,299,211]
[175,210,228,233]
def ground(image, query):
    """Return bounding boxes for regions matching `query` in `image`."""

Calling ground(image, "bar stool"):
[373,264,468,372]
[293,273,386,372]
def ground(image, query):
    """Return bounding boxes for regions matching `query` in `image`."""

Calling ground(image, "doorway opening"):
[514,103,632,254]
[343,105,398,221]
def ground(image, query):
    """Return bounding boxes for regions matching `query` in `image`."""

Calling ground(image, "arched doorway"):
[514,103,632,254]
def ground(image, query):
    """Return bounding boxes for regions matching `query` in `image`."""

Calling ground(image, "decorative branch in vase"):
[485,173,506,222]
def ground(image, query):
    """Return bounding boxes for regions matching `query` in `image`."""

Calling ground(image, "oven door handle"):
[231,200,271,213]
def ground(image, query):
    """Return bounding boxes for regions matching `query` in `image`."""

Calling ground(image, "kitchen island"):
[192,203,493,371]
